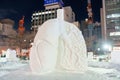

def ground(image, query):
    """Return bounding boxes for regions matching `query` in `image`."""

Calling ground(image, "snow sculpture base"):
[30,19,88,74]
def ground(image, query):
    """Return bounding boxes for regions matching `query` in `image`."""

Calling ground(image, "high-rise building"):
[31,7,75,27]
[102,0,120,46]
[31,0,76,33]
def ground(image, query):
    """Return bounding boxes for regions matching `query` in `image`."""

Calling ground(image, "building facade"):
[102,0,120,46]
[31,6,75,32]
[31,8,58,28]
[0,19,17,53]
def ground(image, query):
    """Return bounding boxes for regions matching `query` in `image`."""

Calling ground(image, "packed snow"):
[30,19,87,74]
[0,59,28,77]
[0,49,120,80]
[0,59,120,80]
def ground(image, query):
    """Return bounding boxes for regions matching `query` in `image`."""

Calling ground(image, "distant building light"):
[103,43,112,51]
[32,17,39,20]
[115,26,120,30]
[85,18,88,22]
[113,47,120,51]
[33,11,55,16]
[110,32,120,36]
[107,13,120,18]
[30,43,33,46]
[32,26,38,28]
[24,40,26,42]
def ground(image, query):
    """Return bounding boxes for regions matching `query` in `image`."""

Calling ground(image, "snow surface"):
[30,19,87,74]
[1,60,120,80]
[0,60,28,77]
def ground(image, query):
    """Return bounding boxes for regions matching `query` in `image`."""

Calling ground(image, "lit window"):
[115,26,120,30]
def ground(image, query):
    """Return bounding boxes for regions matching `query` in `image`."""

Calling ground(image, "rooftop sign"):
[44,0,64,6]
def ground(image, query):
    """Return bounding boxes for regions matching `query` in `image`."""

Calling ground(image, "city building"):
[31,7,75,30]
[0,19,16,36]
[81,20,101,52]
[44,0,64,10]
[102,0,120,47]
[0,19,17,53]
[80,0,102,52]
[31,0,79,33]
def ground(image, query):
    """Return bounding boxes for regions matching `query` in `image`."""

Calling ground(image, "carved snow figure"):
[30,19,87,74]
[6,48,18,61]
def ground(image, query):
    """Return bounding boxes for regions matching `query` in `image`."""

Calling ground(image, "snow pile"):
[88,61,120,80]
[111,51,120,64]
[30,19,87,74]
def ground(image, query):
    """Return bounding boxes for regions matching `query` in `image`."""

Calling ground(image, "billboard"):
[44,0,64,6]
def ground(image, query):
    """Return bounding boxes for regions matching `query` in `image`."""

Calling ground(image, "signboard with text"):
[44,0,64,6]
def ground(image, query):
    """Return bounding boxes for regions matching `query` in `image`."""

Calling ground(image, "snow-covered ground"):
[88,61,120,80]
[0,59,28,77]
[0,58,120,80]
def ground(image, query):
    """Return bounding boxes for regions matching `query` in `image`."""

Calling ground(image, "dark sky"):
[0,0,102,30]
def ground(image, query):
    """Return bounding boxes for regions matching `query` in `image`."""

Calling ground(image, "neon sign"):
[44,0,64,6]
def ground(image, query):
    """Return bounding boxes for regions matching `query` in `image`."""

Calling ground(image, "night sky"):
[0,0,102,30]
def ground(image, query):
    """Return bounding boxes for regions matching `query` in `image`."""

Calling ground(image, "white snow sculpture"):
[30,19,88,74]
[111,51,120,64]
[6,49,18,61]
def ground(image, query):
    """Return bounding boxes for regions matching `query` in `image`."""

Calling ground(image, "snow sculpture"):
[30,19,88,74]
[6,48,18,61]
[111,51,120,64]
